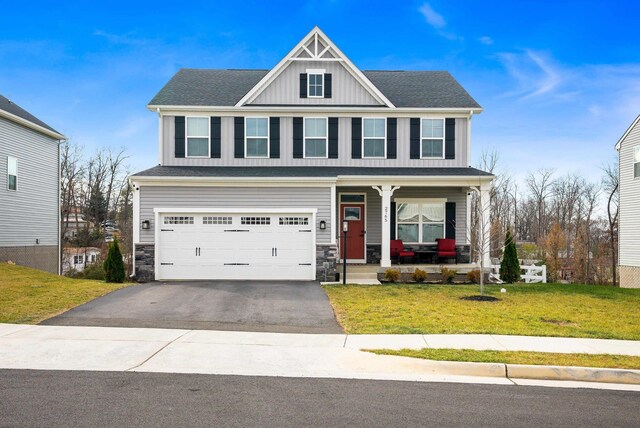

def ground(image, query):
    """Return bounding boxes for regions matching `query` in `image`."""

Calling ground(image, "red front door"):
[340,203,365,260]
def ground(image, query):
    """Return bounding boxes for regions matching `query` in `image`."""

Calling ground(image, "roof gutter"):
[147,105,483,115]
[0,109,66,141]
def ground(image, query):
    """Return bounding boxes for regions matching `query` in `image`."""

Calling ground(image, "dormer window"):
[307,69,324,98]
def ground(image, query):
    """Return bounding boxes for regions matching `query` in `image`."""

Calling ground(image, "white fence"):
[490,264,547,284]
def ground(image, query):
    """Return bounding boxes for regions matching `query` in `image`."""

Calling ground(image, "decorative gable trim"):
[235,26,395,108]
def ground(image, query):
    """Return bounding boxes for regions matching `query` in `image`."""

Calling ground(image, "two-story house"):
[0,94,65,274]
[131,27,493,282]
[616,114,640,288]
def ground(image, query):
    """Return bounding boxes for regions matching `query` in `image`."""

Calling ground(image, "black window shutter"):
[300,74,308,98]
[351,117,362,159]
[325,73,332,98]
[445,202,456,239]
[175,116,185,158]
[410,118,420,159]
[234,117,244,158]
[328,117,338,158]
[390,201,397,240]
[269,117,280,159]
[293,117,303,158]
[387,118,397,159]
[445,118,456,160]
[210,117,221,158]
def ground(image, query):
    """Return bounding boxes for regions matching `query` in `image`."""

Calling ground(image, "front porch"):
[333,262,482,284]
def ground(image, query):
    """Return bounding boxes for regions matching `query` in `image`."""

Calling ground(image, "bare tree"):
[525,169,555,242]
[602,162,619,286]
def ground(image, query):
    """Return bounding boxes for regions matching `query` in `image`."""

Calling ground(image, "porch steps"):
[322,271,381,285]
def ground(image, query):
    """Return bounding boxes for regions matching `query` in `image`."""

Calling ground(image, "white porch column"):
[132,182,140,275]
[478,184,492,269]
[374,185,400,267]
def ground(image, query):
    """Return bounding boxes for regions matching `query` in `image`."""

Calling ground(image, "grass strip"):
[367,348,640,370]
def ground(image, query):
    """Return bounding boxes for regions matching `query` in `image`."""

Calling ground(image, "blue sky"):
[2,0,639,182]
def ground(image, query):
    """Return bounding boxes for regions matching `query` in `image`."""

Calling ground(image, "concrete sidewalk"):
[1,324,639,391]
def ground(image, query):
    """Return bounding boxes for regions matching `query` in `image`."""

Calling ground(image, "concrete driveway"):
[42,281,343,333]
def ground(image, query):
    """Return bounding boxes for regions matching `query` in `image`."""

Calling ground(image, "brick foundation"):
[620,265,640,289]
[0,245,58,274]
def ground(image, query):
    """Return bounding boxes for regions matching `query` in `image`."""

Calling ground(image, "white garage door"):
[156,212,315,280]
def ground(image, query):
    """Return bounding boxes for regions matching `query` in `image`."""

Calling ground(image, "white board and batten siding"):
[0,116,59,247]
[161,116,469,168]
[619,118,640,267]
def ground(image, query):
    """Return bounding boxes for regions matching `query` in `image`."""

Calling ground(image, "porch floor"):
[337,263,480,274]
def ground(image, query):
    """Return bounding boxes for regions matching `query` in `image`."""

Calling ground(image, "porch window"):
[245,117,269,158]
[397,201,445,243]
[421,118,444,158]
[186,117,210,157]
[635,146,640,178]
[304,118,328,158]
[363,118,386,158]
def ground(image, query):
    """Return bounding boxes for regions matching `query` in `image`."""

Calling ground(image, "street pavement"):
[1,324,639,390]
[1,370,638,427]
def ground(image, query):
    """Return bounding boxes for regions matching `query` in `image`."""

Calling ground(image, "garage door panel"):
[157,212,314,280]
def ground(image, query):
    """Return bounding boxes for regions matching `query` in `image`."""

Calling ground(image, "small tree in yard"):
[104,237,125,283]
[500,227,521,283]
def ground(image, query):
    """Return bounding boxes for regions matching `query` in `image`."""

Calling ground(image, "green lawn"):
[0,263,131,324]
[323,283,640,340]
[367,348,640,370]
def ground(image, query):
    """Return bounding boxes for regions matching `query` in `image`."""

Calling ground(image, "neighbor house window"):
[308,72,324,98]
[245,117,269,158]
[73,255,84,265]
[421,118,444,158]
[396,201,445,243]
[186,117,209,157]
[7,156,17,191]
[304,118,328,158]
[363,118,386,158]
[635,146,640,178]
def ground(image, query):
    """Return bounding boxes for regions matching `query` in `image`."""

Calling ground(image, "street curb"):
[505,364,640,385]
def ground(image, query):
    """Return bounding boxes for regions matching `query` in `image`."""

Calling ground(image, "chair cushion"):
[439,251,456,257]
[399,251,415,257]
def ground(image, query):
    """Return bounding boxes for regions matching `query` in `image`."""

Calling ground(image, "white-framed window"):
[307,69,324,98]
[186,117,210,157]
[245,117,269,158]
[304,117,328,158]
[634,146,640,178]
[421,118,445,159]
[362,118,386,158]
[73,255,84,265]
[7,156,17,191]
[396,199,446,244]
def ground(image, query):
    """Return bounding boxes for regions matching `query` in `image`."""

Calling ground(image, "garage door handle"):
[275,248,278,257]
[161,229,174,232]
[299,263,311,266]
[160,262,173,266]
[299,229,312,232]
[271,248,275,257]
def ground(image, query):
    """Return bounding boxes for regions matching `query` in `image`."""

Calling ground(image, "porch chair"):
[390,240,415,264]
[436,238,457,264]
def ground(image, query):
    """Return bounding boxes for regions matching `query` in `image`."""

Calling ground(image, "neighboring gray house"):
[616,114,640,288]
[0,95,65,273]
[131,27,493,282]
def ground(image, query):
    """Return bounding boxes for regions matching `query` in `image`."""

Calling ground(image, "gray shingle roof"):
[0,94,62,135]
[148,68,481,109]
[132,165,493,178]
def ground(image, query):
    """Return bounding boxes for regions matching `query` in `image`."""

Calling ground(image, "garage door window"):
[241,216,271,225]
[279,217,309,225]
[164,216,194,225]
[203,216,232,225]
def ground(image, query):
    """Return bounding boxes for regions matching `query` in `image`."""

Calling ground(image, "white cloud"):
[496,49,564,100]
[418,3,462,40]
[419,3,446,29]
[479,36,493,45]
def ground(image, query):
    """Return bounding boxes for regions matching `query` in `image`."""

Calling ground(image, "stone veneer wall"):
[0,245,58,274]
[316,244,338,281]
[366,244,471,264]
[135,243,334,282]
[134,244,155,282]
[620,265,640,289]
